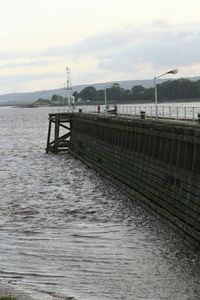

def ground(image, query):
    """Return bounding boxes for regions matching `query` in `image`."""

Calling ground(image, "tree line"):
[34,78,200,105]
[72,79,200,103]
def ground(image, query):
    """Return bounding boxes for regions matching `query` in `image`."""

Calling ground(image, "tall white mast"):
[65,67,73,112]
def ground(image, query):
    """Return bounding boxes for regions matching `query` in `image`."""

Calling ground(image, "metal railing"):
[51,105,97,114]
[117,105,200,121]
[51,104,200,121]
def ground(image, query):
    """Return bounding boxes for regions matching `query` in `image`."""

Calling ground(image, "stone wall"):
[69,114,200,248]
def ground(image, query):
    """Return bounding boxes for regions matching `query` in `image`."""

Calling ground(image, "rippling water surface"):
[0,106,200,300]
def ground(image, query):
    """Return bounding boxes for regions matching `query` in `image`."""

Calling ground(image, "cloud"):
[62,23,200,73]
[32,46,69,58]
[2,21,200,74]
[0,72,62,85]
[1,21,200,92]
[0,58,57,70]
[0,50,21,61]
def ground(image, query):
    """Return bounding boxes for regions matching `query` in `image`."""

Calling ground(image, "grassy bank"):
[0,297,16,300]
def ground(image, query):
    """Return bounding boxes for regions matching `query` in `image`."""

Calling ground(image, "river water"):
[0,106,200,300]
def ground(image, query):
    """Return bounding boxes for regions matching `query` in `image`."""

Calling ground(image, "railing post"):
[169,107,171,119]
[193,107,195,122]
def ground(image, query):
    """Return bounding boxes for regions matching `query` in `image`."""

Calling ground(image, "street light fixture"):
[154,68,178,119]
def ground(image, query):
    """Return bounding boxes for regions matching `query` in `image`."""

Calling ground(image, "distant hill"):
[0,76,200,106]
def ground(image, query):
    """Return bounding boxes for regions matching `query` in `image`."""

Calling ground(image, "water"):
[0,106,200,300]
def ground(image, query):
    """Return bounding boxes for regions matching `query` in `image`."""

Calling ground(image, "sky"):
[0,0,200,94]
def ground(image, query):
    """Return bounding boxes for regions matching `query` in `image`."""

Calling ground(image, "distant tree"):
[97,89,104,101]
[131,85,145,95]
[73,91,79,102]
[51,94,58,102]
[34,98,51,105]
[124,89,132,100]
[51,94,64,102]
[142,87,154,101]
[177,78,197,98]
[158,79,198,100]
[194,80,200,98]
[105,84,124,101]
[79,86,97,101]
[76,78,200,103]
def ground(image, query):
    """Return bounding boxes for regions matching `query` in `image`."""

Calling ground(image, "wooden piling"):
[46,117,52,154]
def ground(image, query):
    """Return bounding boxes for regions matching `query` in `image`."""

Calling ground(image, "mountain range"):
[0,76,200,105]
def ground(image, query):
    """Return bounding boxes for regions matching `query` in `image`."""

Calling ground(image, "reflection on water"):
[0,106,200,300]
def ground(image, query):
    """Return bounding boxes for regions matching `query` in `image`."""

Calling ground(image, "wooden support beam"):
[59,123,71,130]
[54,115,60,154]
[58,131,71,142]
[46,112,73,154]
[46,118,52,153]
[48,132,71,146]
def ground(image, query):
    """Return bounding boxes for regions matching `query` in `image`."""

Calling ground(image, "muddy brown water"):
[0,106,200,300]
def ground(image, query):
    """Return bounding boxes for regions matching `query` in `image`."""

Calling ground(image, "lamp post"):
[154,68,178,119]
[104,86,108,113]
[104,82,120,115]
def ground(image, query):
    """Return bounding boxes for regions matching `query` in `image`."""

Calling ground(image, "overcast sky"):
[0,0,200,94]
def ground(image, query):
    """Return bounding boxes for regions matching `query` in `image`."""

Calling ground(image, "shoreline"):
[0,282,55,300]
[0,282,34,300]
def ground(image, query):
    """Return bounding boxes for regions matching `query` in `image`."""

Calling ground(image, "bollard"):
[140,110,146,119]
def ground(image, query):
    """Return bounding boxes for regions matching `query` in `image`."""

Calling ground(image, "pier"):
[46,110,200,248]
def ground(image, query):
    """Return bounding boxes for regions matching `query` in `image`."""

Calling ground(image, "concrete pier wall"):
[69,114,200,248]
